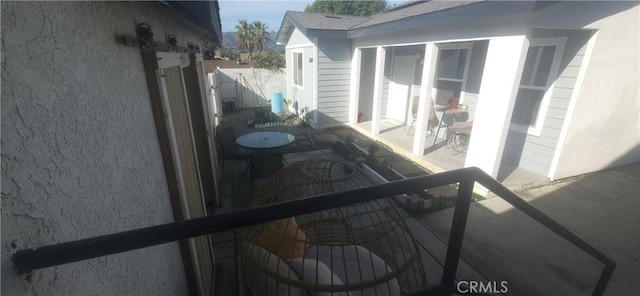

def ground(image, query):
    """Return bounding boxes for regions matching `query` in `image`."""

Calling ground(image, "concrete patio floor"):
[418,162,640,295]
[354,119,551,193]
[214,108,638,295]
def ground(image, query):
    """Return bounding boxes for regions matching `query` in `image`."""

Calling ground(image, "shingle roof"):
[353,0,485,29]
[285,11,369,31]
[278,0,488,43]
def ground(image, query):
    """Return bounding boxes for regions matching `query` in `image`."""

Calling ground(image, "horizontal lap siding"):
[317,38,352,125]
[504,31,588,175]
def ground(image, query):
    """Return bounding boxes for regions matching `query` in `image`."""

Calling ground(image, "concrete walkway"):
[418,163,640,295]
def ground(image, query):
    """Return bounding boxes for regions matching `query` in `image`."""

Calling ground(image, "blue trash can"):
[270,91,285,114]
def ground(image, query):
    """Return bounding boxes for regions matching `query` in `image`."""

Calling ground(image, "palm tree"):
[235,19,252,53]
[251,21,271,53]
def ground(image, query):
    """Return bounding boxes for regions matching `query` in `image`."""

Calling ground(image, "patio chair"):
[406,96,438,135]
[215,126,248,168]
[442,112,472,151]
[222,97,236,111]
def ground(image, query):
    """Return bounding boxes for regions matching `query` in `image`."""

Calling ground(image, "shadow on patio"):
[210,107,628,296]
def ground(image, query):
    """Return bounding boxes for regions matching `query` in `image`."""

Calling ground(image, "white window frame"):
[510,37,566,136]
[292,49,304,89]
[433,42,473,105]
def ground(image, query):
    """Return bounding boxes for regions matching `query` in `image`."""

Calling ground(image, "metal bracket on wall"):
[121,36,190,53]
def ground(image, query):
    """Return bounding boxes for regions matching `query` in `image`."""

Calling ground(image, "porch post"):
[371,46,386,135]
[349,48,362,124]
[465,36,529,178]
[412,43,438,156]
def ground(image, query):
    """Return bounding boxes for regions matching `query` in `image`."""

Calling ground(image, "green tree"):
[251,52,284,70]
[304,0,388,16]
[235,19,252,53]
[251,21,271,53]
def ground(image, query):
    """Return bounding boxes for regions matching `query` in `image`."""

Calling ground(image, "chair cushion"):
[243,244,303,296]
[287,258,352,296]
[307,245,401,296]
[256,217,307,259]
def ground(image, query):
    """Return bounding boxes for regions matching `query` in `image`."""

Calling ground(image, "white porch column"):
[465,36,529,177]
[412,43,438,156]
[348,48,362,124]
[371,46,386,135]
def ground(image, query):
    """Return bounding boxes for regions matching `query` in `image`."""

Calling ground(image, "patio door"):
[387,54,417,122]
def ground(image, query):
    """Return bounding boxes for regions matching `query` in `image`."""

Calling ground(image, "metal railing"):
[12,167,615,295]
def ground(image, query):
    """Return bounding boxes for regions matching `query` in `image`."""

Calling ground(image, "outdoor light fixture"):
[167,34,177,51]
[137,23,153,49]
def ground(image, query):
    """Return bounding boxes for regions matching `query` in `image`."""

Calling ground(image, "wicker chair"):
[241,160,426,296]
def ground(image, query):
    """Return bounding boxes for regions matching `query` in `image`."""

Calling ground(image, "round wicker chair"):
[241,159,426,296]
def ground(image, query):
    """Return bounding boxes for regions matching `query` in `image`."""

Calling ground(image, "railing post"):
[441,177,474,294]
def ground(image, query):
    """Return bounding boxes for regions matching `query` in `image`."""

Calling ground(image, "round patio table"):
[235,131,296,179]
[235,131,295,150]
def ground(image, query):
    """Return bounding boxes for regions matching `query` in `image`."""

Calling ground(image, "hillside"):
[220,31,284,57]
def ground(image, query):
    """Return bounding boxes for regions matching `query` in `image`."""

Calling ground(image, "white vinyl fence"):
[214,68,286,109]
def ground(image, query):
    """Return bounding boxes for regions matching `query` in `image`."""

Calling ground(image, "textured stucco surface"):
[1,2,212,294]
[550,3,640,179]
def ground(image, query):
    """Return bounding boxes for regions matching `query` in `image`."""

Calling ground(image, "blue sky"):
[218,0,314,33]
[218,0,405,33]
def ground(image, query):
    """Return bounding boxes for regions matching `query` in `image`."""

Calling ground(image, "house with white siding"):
[276,0,639,187]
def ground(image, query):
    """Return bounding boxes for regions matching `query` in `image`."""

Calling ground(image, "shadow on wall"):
[501,29,596,171]
[215,70,261,109]
[214,68,286,109]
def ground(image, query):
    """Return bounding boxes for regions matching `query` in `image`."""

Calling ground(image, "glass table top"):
[235,131,296,149]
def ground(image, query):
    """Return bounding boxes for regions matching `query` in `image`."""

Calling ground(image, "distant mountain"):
[220,31,284,56]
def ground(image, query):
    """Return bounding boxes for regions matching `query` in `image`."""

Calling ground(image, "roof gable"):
[276,0,537,44]
[276,10,369,44]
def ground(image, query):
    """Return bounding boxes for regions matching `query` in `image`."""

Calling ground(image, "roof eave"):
[276,12,310,45]
[348,1,536,39]
[158,1,222,45]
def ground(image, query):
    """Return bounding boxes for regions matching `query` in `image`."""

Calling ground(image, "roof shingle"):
[286,10,369,31]
[353,0,485,29]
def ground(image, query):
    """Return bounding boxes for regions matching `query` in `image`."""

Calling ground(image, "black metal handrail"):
[11,167,615,296]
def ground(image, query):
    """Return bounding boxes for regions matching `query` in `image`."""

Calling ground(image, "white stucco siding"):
[317,37,352,126]
[1,2,197,295]
[465,35,530,178]
[547,3,640,179]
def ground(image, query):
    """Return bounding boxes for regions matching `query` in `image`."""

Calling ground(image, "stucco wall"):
[548,3,640,179]
[0,2,205,295]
